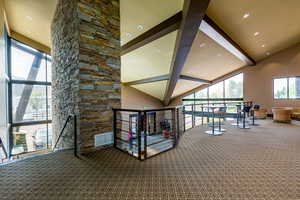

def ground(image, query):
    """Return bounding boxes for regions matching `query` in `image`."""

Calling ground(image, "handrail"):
[53,114,78,158]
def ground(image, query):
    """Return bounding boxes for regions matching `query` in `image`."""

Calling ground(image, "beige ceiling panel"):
[182,31,246,81]
[132,80,167,101]
[172,79,204,98]
[207,0,300,61]
[120,0,183,45]
[4,0,58,48]
[121,31,177,82]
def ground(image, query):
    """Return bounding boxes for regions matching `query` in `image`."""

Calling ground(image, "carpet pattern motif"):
[1,120,300,200]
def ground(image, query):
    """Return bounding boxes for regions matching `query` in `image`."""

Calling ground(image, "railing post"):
[172,109,177,148]
[73,115,78,158]
[176,108,180,145]
[113,109,117,148]
[137,111,142,161]
[143,111,147,160]
[201,105,204,125]
[192,105,195,128]
[183,106,186,132]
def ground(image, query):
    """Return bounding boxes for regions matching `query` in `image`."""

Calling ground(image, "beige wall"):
[121,85,163,109]
[244,43,300,112]
[169,42,300,112]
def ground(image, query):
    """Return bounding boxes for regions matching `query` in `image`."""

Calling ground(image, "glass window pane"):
[225,74,243,98]
[209,81,224,99]
[274,78,288,99]
[289,77,300,99]
[11,40,46,82]
[12,124,49,154]
[12,84,47,123]
[183,93,194,99]
[47,86,52,120]
[195,88,208,99]
[46,55,52,82]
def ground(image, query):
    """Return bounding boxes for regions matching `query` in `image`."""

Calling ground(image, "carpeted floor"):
[1,119,300,200]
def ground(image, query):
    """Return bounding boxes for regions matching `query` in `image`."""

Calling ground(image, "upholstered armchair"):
[254,108,267,119]
[292,108,300,120]
[272,107,293,123]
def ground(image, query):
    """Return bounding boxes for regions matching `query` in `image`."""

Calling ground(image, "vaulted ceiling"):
[4,0,300,103]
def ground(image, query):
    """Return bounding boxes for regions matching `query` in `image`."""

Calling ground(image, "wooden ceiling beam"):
[121,12,182,56]
[163,0,210,106]
[123,74,170,86]
[179,75,211,84]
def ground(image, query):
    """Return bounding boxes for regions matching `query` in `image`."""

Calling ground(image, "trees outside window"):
[225,73,243,98]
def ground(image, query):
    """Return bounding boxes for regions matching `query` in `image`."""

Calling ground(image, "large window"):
[183,73,244,102]
[274,77,300,99]
[10,39,52,155]
[225,73,243,98]
[0,26,9,159]
[209,81,224,99]
[182,73,244,128]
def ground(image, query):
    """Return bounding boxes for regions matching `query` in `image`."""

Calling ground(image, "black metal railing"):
[53,114,78,158]
[183,101,253,130]
[112,107,184,161]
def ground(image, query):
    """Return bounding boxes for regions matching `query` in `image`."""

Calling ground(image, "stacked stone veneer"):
[51,0,120,153]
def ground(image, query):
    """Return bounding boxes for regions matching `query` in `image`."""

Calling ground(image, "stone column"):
[51,0,120,153]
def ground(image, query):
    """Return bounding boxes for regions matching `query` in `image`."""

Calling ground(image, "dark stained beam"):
[121,12,183,56]
[123,74,170,86]
[163,0,211,106]
[201,15,256,65]
[179,75,211,84]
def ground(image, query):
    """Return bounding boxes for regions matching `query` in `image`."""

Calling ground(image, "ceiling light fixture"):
[199,43,206,48]
[217,53,222,57]
[266,52,270,56]
[26,16,33,21]
[137,25,144,30]
[125,33,132,38]
[254,32,260,36]
[243,12,250,19]
[261,44,265,48]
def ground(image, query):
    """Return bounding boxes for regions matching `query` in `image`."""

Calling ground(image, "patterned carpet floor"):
[1,119,300,200]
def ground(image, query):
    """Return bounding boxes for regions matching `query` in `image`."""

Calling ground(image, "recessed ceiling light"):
[137,25,144,30]
[217,53,222,57]
[243,12,250,19]
[254,32,260,36]
[125,33,132,38]
[200,43,206,48]
[26,16,33,21]
[266,52,270,56]
[261,44,265,48]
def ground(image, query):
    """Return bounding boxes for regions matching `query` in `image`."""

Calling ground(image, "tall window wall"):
[183,73,244,107]
[0,26,8,159]
[10,39,52,155]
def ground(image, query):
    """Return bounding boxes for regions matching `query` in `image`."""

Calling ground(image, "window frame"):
[273,76,300,100]
[8,38,52,156]
[182,73,244,105]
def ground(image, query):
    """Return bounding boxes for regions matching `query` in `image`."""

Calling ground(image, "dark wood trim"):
[202,15,256,65]
[163,0,211,106]
[123,74,170,86]
[121,12,182,56]
[179,75,211,83]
